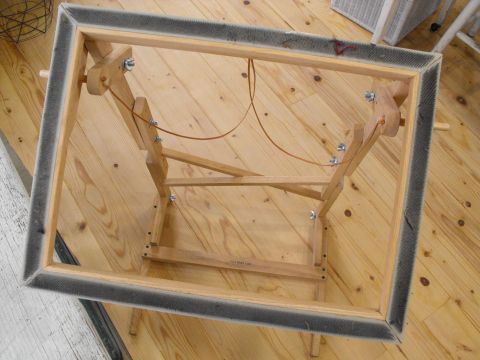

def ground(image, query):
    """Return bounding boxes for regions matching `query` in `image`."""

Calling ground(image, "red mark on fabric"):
[331,40,357,55]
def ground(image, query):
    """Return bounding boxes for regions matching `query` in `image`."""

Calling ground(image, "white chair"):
[371,0,401,44]
[432,0,480,53]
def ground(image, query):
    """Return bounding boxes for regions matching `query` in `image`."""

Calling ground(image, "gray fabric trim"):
[24,3,441,341]
[23,9,76,280]
[386,62,441,339]
[63,3,438,70]
[30,269,396,341]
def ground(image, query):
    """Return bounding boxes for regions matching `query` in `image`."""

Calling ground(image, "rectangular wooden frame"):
[24,4,441,342]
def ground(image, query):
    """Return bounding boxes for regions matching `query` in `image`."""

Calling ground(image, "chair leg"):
[129,308,143,335]
[431,0,456,31]
[371,0,401,44]
[467,12,480,36]
[433,0,480,52]
[309,217,328,357]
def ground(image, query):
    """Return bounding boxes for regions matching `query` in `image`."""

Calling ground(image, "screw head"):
[149,118,158,126]
[309,210,317,220]
[169,194,177,202]
[329,156,339,165]
[336,143,346,152]
[153,135,162,143]
[364,90,376,102]
[123,57,135,71]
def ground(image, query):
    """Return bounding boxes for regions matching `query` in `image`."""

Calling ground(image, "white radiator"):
[331,0,442,45]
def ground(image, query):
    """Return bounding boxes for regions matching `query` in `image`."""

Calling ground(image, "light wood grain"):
[80,27,417,80]
[163,147,324,199]
[164,175,329,187]
[145,245,324,280]
[86,45,132,95]
[0,138,109,360]
[1,0,479,359]
[41,29,88,268]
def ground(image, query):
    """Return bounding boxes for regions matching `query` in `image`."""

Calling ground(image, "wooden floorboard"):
[0,0,478,359]
[0,138,109,360]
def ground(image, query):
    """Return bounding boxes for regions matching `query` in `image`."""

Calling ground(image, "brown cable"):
[110,81,252,141]
[246,58,383,167]
[109,58,383,167]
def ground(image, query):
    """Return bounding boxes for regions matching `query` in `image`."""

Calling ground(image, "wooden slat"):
[310,216,329,356]
[49,263,384,319]
[345,119,384,176]
[85,41,146,149]
[163,147,323,199]
[4,1,478,358]
[148,196,170,246]
[80,27,417,80]
[380,74,421,315]
[133,97,169,197]
[318,180,344,218]
[145,246,324,280]
[321,124,364,201]
[128,96,171,333]
[163,175,329,187]
[41,30,88,268]
[86,45,132,95]
[372,80,403,137]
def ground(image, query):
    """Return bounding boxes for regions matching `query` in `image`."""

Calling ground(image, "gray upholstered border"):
[30,268,394,341]
[386,62,441,340]
[24,3,441,342]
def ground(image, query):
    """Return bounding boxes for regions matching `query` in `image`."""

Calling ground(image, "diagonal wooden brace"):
[162,147,324,200]
[372,80,408,137]
[85,41,146,149]
[133,97,170,198]
[86,45,132,95]
[128,97,171,335]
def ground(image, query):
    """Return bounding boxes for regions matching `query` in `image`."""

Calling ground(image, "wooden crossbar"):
[162,147,324,200]
[163,175,329,187]
[144,246,324,280]
[321,124,364,201]
[80,40,414,351]
[85,41,146,149]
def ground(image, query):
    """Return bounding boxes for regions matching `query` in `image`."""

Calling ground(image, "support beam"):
[133,97,170,197]
[318,180,344,217]
[310,217,328,357]
[147,196,169,246]
[86,45,132,95]
[321,124,364,201]
[145,246,323,280]
[128,99,171,335]
[85,41,145,149]
[163,175,329,187]
[387,80,409,107]
[162,147,323,200]
[345,121,384,176]
[41,32,89,267]
[400,118,450,131]
[129,195,170,334]
[372,80,403,137]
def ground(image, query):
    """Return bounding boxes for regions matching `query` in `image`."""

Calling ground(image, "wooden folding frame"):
[24,3,441,345]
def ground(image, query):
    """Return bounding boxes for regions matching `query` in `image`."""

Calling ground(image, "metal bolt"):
[123,57,135,71]
[309,210,317,220]
[336,143,346,152]
[364,90,376,102]
[153,135,162,143]
[329,156,339,165]
[149,118,158,126]
[169,194,177,202]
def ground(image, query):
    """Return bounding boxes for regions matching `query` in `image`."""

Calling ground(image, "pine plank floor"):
[0,138,109,360]
[0,1,478,359]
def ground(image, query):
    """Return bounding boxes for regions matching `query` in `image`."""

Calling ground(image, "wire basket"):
[0,0,54,43]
